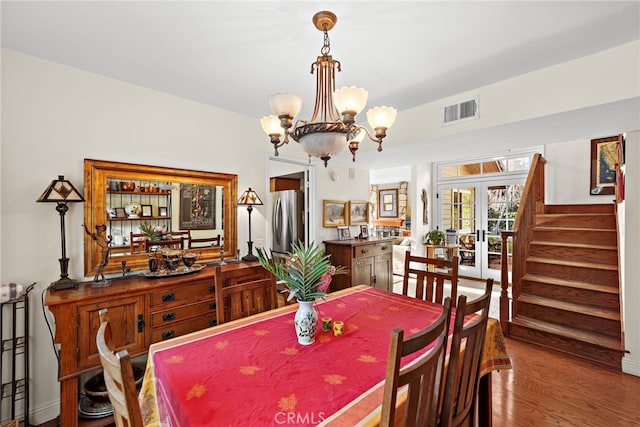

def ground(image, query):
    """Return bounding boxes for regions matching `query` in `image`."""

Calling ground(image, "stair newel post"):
[500,231,513,336]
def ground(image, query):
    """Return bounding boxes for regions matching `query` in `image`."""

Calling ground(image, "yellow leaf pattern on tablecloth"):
[239,366,261,375]
[279,394,297,412]
[186,383,206,400]
[281,347,298,355]
[165,355,184,364]
[358,354,377,363]
[336,302,346,309]
[215,340,229,350]
[254,329,269,336]
[324,374,346,385]
[349,323,359,331]
[368,314,382,320]
[388,305,401,311]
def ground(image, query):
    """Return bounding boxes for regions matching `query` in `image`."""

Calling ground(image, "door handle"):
[482,230,486,242]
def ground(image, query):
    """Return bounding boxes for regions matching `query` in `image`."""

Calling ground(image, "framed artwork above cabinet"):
[84,159,238,277]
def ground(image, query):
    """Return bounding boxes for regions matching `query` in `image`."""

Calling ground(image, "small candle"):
[333,320,344,336]
[322,317,333,332]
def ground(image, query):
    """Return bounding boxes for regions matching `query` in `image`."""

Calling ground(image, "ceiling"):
[2,1,639,169]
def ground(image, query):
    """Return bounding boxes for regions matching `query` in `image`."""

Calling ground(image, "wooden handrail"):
[498,153,546,335]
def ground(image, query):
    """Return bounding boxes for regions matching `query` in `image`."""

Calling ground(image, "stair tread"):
[522,273,620,294]
[533,225,616,231]
[530,240,617,250]
[518,294,620,320]
[527,256,618,270]
[511,316,624,351]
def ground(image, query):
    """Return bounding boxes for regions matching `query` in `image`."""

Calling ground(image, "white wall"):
[0,49,271,424]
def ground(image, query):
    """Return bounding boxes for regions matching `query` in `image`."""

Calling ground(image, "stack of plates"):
[78,394,113,419]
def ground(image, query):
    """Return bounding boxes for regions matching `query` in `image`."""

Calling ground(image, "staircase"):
[501,153,626,370]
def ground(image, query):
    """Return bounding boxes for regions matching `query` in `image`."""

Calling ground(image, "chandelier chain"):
[321,29,331,56]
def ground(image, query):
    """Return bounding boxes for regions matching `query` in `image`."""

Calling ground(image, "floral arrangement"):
[139,221,167,241]
[256,241,347,302]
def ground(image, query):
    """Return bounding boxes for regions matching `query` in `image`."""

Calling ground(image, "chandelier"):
[260,11,397,167]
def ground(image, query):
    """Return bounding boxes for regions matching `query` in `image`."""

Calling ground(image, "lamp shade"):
[366,106,398,129]
[37,175,84,203]
[260,115,283,136]
[298,132,347,158]
[270,93,303,118]
[333,86,368,115]
[238,188,264,206]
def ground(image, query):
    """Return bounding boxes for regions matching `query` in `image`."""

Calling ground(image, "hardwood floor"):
[492,338,640,426]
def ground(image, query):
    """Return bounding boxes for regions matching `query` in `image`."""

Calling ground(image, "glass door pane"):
[439,185,480,278]
[484,182,523,281]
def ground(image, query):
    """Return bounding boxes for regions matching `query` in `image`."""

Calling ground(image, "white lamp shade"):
[333,86,368,114]
[298,132,347,158]
[270,93,302,117]
[366,106,397,129]
[260,115,282,136]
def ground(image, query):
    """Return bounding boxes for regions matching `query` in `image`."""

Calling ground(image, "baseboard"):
[622,355,640,377]
[27,400,60,426]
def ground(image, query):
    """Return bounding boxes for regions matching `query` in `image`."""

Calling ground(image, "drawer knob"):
[381,245,388,250]
[162,312,176,322]
[209,318,218,326]
[162,293,175,302]
[361,249,369,254]
[209,302,217,310]
[209,285,216,293]
[162,330,175,340]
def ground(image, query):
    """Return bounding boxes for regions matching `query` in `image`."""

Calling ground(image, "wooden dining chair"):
[402,252,459,305]
[129,232,148,253]
[440,278,494,427]
[213,265,278,323]
[381,297,453,426]
[188,230,222,248]
[145,237,184,252]
[96,308,143,427]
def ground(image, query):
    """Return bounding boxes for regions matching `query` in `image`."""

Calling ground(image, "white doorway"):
[434,151,537,281]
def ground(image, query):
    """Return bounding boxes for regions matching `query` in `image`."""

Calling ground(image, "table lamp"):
[37,175,85,290]
[237,188,263,262]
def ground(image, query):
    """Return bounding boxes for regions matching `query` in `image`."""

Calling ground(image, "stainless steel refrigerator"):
[271,190,304,254]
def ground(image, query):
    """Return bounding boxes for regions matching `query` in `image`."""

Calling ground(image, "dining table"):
[139,285,511,426]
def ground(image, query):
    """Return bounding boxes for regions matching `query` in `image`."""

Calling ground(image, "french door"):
[437,178,524,281]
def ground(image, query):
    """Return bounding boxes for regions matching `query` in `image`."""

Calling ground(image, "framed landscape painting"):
[323,200,347,227]
[590,136,621,196]
[348,201,369,225]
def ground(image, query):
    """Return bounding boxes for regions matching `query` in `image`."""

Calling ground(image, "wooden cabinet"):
[44,261,264,427]
[323,238,393,291]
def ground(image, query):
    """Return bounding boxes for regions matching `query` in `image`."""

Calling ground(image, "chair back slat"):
[440,279,494,427]
[96,309,143,427]
[381,298,453,426]
[402,252,459,305]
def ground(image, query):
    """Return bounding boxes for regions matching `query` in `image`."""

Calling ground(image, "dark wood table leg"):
[478,372,492,427]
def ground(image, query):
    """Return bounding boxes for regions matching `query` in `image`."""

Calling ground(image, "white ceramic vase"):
[294,300,318,345]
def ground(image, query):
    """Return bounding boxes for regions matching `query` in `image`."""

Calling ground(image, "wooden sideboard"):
[44,261,267,427]
[323,237,394,292]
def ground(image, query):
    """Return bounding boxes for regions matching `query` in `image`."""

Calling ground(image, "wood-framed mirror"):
[84,159,237,276]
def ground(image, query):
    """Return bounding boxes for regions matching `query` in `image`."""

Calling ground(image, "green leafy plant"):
[426,229,446,245]
[256,241,347,302]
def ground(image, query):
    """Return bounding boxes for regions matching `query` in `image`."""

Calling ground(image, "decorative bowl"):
[119,181,135,192]
[182,252,198,268]
[84,365,144,403]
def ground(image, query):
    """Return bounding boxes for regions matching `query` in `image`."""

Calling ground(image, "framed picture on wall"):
[323,200,347,227]
[378,189,398,218]
[158,206,168,217]
[348,201,369,225]
[590,135,621,196]
[180,184,216,229]
[141,204,152,217]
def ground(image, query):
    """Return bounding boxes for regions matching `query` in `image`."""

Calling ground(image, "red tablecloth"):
[140,285,511,426]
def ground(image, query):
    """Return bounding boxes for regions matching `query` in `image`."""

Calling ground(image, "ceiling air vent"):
[442,97,478,125]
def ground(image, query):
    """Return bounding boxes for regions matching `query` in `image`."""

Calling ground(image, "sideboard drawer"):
[150,281,215,308]
[150,299,217,327]
[353,242,391,259]
[151,315,218,342]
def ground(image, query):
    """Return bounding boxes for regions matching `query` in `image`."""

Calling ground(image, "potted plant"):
[426,229,446,245]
